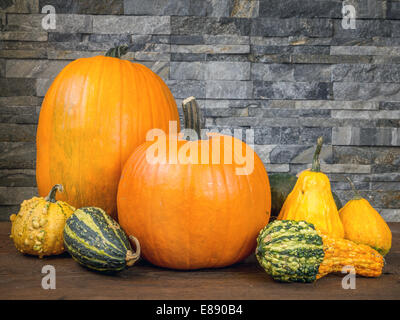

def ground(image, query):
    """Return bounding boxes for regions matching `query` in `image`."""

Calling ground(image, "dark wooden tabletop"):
[0,221,399,300]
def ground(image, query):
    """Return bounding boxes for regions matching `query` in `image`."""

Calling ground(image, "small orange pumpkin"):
[339,178,392,256]
[36,46,179,218]
[117,97,271,270]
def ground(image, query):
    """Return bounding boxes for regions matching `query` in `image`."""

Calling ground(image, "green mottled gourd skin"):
[256,220,325,283]
[64,207,140,273]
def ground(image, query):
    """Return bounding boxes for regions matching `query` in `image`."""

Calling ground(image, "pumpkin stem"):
[346,177,363,200]
[105,45,129,59]
[182,96,203,140]
[126,235,141,267]
[45,184,63,203]
[311,136,323,172]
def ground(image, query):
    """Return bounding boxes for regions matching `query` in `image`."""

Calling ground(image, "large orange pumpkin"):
[36,46,179,218]
[117,97,271,270]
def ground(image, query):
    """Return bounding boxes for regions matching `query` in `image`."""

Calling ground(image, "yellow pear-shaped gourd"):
[10,184,75,258]
[277,137,344,238]
[339,178,392,256]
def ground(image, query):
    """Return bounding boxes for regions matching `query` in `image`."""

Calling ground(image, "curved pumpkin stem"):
[105,45,129,59]
[126,235,141,267]
[346,177,363,200]
[45,184,63,203]
[182,96,203,140]
[311,136,323,172]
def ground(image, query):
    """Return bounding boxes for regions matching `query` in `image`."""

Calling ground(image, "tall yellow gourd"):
[277,137,344,238]
[339,178,392,256]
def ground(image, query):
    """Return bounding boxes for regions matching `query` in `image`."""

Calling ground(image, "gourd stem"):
[126,235,141,267]
[182,96,203,140]
[105,45,129,58]
[311,136,323,172]
[346,177,363,200]
[45,184,63,203]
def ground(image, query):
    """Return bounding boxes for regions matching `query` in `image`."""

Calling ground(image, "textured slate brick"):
[230,0,259,18]
[0,59,5,77]
[264,164,290,173]
[251,18,333,37]
[205,54,249,62]
[0,124,36,142]
[331,46,400,56]
[332,64,400,83]
[249,108,331,118]
[344,0,387,19]
[294,64,331,82]
[204,34,249,45]
[332,110,400,120]
[166,80,206,99]
[0,142,36,169]
[0,96,42,107]
[205,62,250,80]
[388,1,400,19]
[171,53,206,62]
[251,63,294,81]
[171,17,251,36]
[254,81,332,100]
[0,169,36,187]
[290,54,372,64]
[93,16,170,34]
[254,127,281,144]
[333,127,400,146]
[170,62,205,80]
[5,59,69,78]
[299,127,332,144]
[171,44,250,54]
[333,20,392,39]
[380,102,400,110]
[36,78,52,97]
[0,0,38,13]
[0,49,47,59]
[40,0,123,14]
[0,78,36,97]
[0,106,39,124]
[0,206,20,221]
[270,145,309,163]
[171,35,204,45]
[334,82,400,101]
[291,145,333,164]
[206,80,253,99]
[259,0,341,18]
[7,14,93,33]
[124,0,194,16]
[0,31,47,41]
[380,209,400,222]
[0,187,37,205]
[280,127,300,144]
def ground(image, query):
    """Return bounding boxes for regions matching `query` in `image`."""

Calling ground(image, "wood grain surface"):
[0,222,399,300]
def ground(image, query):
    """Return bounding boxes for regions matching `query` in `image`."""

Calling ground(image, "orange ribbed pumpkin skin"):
[117,135,271,270]
[36,56,179,218]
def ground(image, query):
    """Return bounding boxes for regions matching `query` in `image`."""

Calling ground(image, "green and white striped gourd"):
[256,220,325,283]
[64,207,140,273]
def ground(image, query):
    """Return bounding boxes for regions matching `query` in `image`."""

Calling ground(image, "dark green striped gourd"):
[256,220,325,283]
[64,207,140,273]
